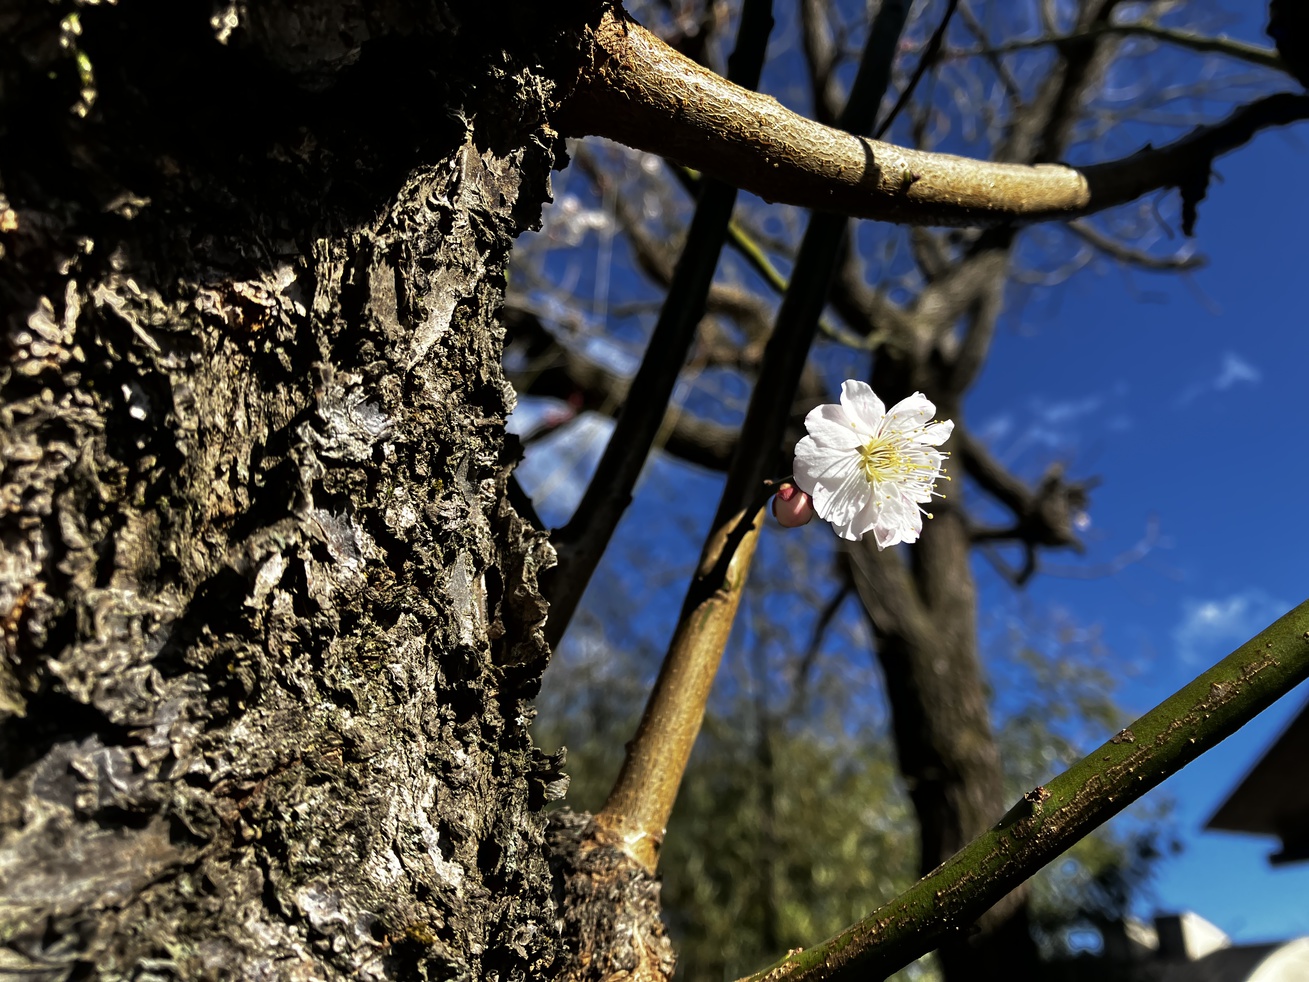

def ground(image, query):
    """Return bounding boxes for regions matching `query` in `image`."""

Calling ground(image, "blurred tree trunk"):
[0,2,574,977]
[843,7,1125,977]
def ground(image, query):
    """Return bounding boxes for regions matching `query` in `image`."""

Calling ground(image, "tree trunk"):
[0,2,581,977]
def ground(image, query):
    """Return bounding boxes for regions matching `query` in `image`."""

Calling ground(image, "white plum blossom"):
[792,381,953,547]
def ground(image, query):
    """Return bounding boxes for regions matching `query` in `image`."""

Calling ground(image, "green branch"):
[740,599,1309,982]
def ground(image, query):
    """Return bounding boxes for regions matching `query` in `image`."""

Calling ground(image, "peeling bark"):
[0,2,588,978]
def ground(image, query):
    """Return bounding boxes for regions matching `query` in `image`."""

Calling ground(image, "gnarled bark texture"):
[0,2,587,977]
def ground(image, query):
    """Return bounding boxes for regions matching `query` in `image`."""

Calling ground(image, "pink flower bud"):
[772,484,815,528]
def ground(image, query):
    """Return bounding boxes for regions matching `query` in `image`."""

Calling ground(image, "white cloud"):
[1172,589,1291,664]
[1213,352,1261,391]
[975,413,1013,443]
[982,383,1129,464]
[1175,351,1261,408]
[1034,394,1103,425]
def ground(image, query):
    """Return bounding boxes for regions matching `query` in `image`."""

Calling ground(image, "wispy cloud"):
[1175,352,1262,408]
[1172,589,1291,664]
[975,413,1013,444]
[978,382,1130,464]
[1213,352,1261,390]
[1033,394,1104,425]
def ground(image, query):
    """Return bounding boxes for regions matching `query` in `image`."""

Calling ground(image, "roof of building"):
[1206,694,1309,865]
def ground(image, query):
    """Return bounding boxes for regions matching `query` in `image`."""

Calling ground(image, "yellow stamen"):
[858,436,920,483]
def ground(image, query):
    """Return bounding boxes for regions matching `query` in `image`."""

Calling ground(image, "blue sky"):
[965,123,1309,942]
[513,3,1309,953]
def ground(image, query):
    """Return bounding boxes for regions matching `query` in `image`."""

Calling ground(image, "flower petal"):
[848,493,887,541]
[876,500,923,548]
[792,380,952,545]
[918,420,954,446]
[794,437,861,486]
[882,392,936,433]
[826,468,874,529]
[839,380,885,434]
[802,403,866,450]
[804,467,870,533]
[874,521,905,549]
[794,438,867,523]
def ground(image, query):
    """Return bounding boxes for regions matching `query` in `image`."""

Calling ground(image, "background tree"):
[2,2,1306,981]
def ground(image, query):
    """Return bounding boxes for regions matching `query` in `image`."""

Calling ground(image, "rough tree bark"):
[0,2,587,977]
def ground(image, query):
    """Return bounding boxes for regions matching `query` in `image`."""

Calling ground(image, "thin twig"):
[956,21,1285,73]
[669,166,874,348]
[875,0,960,139]
[1068,218,1205,271]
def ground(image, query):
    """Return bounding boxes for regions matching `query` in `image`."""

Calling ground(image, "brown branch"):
[561,9,1309,228]
[959,21,1286,74]
[594,0,914,873]
[955,1,1023,105]
[956,426,1094,558]
[941,238,1011,391]
[503,303,743,470]
[799,0,841,125]
[542,0,777,651]
[678,169,894,351]
[874,0,960,140]
[1067,218,1206,271]
[828,249,913,342]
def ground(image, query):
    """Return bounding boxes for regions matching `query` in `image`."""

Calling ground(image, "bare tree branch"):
[595,0,914,873]
[561,10,1309,227]
[959,21,1285,74]
[543,0,776,650]
[799,0,841,125]
[874,0,960,140]
[503,306,841,474]
[955,0,1023,105]
[956,426,1093,552]
[1067,218,1206,271]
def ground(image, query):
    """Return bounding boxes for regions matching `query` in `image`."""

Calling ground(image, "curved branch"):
[1067,218,1206,271]
[561,10,1309,228]
[957,428,1094,552]
[503,304,743,470]
[671,166,886,348]
[543,0,777,650]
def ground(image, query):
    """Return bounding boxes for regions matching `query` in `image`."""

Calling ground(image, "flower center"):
[858,436,918,485]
